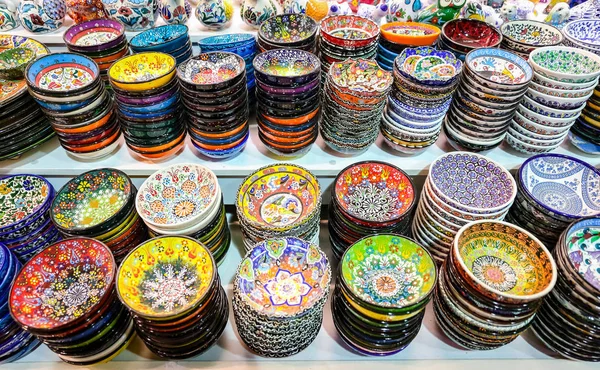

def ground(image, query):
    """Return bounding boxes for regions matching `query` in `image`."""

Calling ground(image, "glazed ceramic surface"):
[158,0,190,24]
[0,47,34,80]
[253,49,319,77]
[259,14,317,45]
[177,52,244,85]
[102,0,156,31]
[109,52,175,83]
[330,58,392,94]
[65,0,107,24]
[442,18,502,49]
[195,0,233,29]
[239,0,277,29]
[236,237,330,317]
[9,238,115,330]
[341,234,436,308]
[563,19,600,47]
[0,35,49,56]
[501,20,562,46]
[529,47,600,83]
[380,22,440,46]
[0,175,51,230]
[0,0,19,31]
[396,46,462,84]
[198,33,255,51]
[117,236,215,318]
[25,53,98,92]
[466,48,532,85]
[17,0,66,33]
[564,218,600,291]
[130,24,188,49]
[387,0,422,22]
[320,15,380,44]
[64,19,124,47]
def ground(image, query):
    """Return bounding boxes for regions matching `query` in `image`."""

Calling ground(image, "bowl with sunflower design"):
[452,220,557,304]
[108,52,177,92]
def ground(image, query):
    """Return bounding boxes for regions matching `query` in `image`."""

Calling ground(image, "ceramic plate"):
[466,48,532,85]
[0,175,52,230]
[177,52,245,85]
[329,58,392,94]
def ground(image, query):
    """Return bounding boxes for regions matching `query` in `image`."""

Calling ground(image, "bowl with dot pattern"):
[529,46,600,84]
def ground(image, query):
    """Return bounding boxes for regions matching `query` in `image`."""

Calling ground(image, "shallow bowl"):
[177,52,245,92]
[259,13,318,47]
[108,52,176,92]
[253,49,320,86]
[63,19,126,52]
[562,19,600,50]
[380,22,440,46]
[520,94,585,119]
[442,19,502,50]
[130,24,189,52]
[320,15,379,48]
[198,33,255,51]
[529,46,600,84]
[395,46,462,86]
[465,48,532,89]
[526,87,592,110]
[500,20,562,53]
[0,47,35,80]
[25,52,100,96]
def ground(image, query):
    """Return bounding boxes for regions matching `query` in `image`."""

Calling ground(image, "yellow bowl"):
[108,52,176,92]
[340,289,424,322]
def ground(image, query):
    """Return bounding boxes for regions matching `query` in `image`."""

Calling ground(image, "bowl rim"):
[258,13,318,45]
[129,24,189,48]
[500,19,563,48]
[108,51,176,85]
[561,216,600,295]
[513,109,574,133]
[395,46,463,84]
[527,85,594,103]
[176,51,246,86]
[533,69,600,89]
[63,19,126,48]
[253,48,320,79]
[465,47,533,86]
[521,94,586,116]
[453,220,557,302]
[198,33,255,48]
[441,18,502,49]
[24,52,100,94]
[320,15,380,42]
[529,46,600,81]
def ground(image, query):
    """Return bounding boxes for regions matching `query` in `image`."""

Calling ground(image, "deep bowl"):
[395,46,462,86]
[330,58,392,96]
[380,22,440,46]
[259,13,318,47]
[465,48,533,88]
[253,49,320,86]
[108,52,176,92]
[25,52,100,96]
[0,47,35,80]
[63,19,126,52]
[320,15,380,48]
[500,20,562,53]
[529,46,600,84]
[442,19,502,50]
[177,52,245,92]
[130,24,189,52]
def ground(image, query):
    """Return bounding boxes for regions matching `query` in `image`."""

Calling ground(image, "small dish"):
[0,47,35,80]
[526,87,592,110]
[198,33,255,51]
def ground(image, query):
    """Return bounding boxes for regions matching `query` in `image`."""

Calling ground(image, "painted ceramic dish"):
[235,237,330,317]
[0,35,50,57]
[380,22,440,46]
[396,46,462,86]
[130,24,189,50]
[518,154,600,219]
[501,21,562,48]
[563,19,600,48]
[236,163,321,232]
[466,48,532,86]
[108,52,176,91]
[529,47,600,84]
[25,52,99,94]
[442,19,502,49]
[0,175,52,232]
[117,236,215,319]
[253,49,320,86]
[453,220,556,303]
[0,47,35,80]
[259,14,318,46]
[563,217,600,292]
[9,238,115,330]
[50,169,133,233]
[329,59,392,95]
[177,52,245,87]
[320,15,380,47]
[199,33,255,51]
[63,19,125,50]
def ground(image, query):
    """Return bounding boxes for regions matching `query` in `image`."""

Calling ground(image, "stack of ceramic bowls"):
[507,46,600,155]
[233,237,330,357]
[109,52,186,160]
[383,46,461,155]
[254,49,320,157]
[0,244,41,363]
[117,236,228,359]
[198,33,257,106]
[562,19,600,57]
[257,14,318,53]
[50,168,147,263]
[377,22,440,71]
[9,238,135,366]
[319,15,380,78]
[411,152,517,264]
[321,58,392,155]
[25,53,120,159]
[506,153,600,249]
[130,25,192,66]
[434,220,557,350]
[0,175,59,263]
[445,48,532,152]
[570,83,600,154]
[136,164,230,265]
[63,19,129,85]
[178,53,249,160]
[333,235,436,356]
[328,161,416,260]
[439,19,502,62]
[235,164,321,251]
[500,20,562,60]
[532,217,600,361]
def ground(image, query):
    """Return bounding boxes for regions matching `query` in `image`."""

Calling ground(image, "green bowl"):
[0,47,35,80]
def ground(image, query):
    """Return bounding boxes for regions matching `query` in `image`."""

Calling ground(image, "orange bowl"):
[190,120,248,139]
[381,22,441,46]
[260,107,320,125]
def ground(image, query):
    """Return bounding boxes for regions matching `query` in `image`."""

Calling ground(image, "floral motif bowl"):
[0,174,53,233]
[25,52,99,95]
[528,80,595,99]
[117,235,216,319]
[500,20,562,52]
[253,49,320,86]
[526,87,592,110]
[130,24,189,52]
[9,237,115,331]
[235,237,330,317]
[395,46,462,86]
[381,22,440,46]
[63,19,125,52]
[466,48,532,88]
[320,15,380,48]
[198,33,255,51]
[177,52,245,91]
[0,47,35,80]
[329,58,392,96]
[562,217,600,293]
[563,19,600,49]
[136,164,220,230]
[529,46,600,84]
[442,19,502,50]
[108,52,176,92]
[259,14,317,46]
[452,220,556,303]
[518,154,600,220]
[520,94,585,119]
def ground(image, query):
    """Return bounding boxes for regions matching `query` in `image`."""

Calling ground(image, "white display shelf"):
[3,218,596,370]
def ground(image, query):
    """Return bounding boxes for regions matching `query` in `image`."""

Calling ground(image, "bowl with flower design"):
[451,220,557,304]
[0,174,53,235]
[465,48,533,90]
[50,169,134,236]
[441,19,502,51]
[130,24,189,53]
[0,47,35,80]
[253,49,320,86]
[395,47,462,87]
[108,52,176,92]
[500,20,562,54]
[329,58,393,98]
[177,52,246,92]
[529,46,600,84]
[234,237,331,318]
[63,19,126,52]
[259,14,318,47]
[381,22,440,47]
[320,15,380,48]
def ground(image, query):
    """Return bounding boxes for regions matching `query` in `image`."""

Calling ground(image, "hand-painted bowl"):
[253,49,320,86]
[562,19,600,49]
[130,24,189,52]
[177,52,245,91]
[9,237,115,332]
[63,19,126,52]
[0,175,53,234]
[259,13,318,47]
[381,22,440,46]
[452,220,556,304]
[329,58,392,96]
[136,164,220,230]
[561,217,600,293]
[526,87,592,110]
[117,235,216,319]
[25,53,100,96]
[0,47,35,80]
[442,19,502,50]
[465,48,532,89]
[500,20,562,53]
[108,52,176,92]
[320,15,380,48]
[395,46,462,86]
[199,33,255,51]
[529,46,600,84]
[235,237,330,318]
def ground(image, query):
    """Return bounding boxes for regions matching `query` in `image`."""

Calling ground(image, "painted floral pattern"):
[531,48,600,81]
[264,270,312,306]
[259,14,316,44]
[178,52,244,85]
[195,0,232,29]
[74,31,119,46]
[0,175,51,229]
[17,0,65,33]
[471,255,517,292]
[566,219,600,291]
[35,65,95,91]
[330,59,392,93]
[102,0,155,31]
[109,52,175,83]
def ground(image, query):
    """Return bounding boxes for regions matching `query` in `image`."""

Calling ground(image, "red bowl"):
[441,19,502,51]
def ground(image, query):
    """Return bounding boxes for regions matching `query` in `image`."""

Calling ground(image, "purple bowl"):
[115,83,179,106]
[63,19,126,52]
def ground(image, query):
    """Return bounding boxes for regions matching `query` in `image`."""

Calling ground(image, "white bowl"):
[520,94,585,119]
[525,86,593,110]
[506,132,561,154]
[507,126,567,146]
[512,110,574,135]
[445,119,506,146]
[516,103,580,127]
[384,106,444,131]
[529,46,600,83]
[532,70,599,90]
[528,79,596,98]
[145,194,222,236]
[510,119,571,141]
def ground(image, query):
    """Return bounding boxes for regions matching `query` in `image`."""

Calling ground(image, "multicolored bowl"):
[25,52,100,96]
[108,52,176,92]
[380,22,440,46]
[320,15,380,48]
[253,49,320,86]
[259,13,318,47]
[529,46,600,84]
[177,52,245,91]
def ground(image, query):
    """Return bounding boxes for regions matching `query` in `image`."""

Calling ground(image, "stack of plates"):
[136,164,230,265]
[0,243,41,364]
[411,152,517,264]
[383,46,460,155]
[63,19,129,85]
[439,19,502,62]
[508,46,600,155]
[0,174,58,263]
[257,14,318,53]
[117,236,228,359]
[333,235,435,356]
[109,52,186,161]
[377,22,440,71]
[500,20,562,60]
[0,35,53,161]
[233,237,330,357]
[179,53,249,160]
[562,19,600,57]
[235,163,321,250]
[9,238,135,366]
[26,53,120,160]
[198,33,257,106]
[50,168,147,263]
[319,15,380,77]
[130,25,192,65]
[506,153,600,249]
[571,83,600,154]
[321,58,392,155]
[434,220,557,350]
[532,217,600,361]
[255,49,320,157]
[445,48,532,152]
[328,161,415,260]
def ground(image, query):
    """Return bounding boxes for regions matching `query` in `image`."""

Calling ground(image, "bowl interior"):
[466,48,532,85]
[26,53,99,92]
[199,33,255,48]
[0,175,51,229]
[381,22,440,39]
[330,58,392,94]
[177,52,245,85]
[530,48,600,78]
[501,20,562,46]
[396,46,462,84]
[253,49,319,78]
[564,19,600,47]
[259,14,318,44]
[130,24,189,48]
[443,19,501,48]
[0,47,35,70]
[564,217,600,292]
[320,15,379,41]
[66,19,125,47]
[109,53,175,83]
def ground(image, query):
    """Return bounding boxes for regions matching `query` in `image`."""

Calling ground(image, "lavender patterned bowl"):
[562,19,600,50]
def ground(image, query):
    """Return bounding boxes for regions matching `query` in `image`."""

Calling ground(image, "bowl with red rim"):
[320,15,380,48]
[63,19,126,53]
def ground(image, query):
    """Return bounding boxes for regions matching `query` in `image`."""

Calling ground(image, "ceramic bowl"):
[506,132,559,154]
[130,24,189,52]
[0,47,35,80]
[532,71,599,90]
[465,48,532,88]
[520,94,585,119]
[108,52,176,92]
[529,46,600,84]
[320,15,379,48]
[507,126,566,147]
[513,110,573,135]
[442,19,502,50]
[329,58,392,96]
[562,19,600,50]
[25,52,100,96]
[526,87,592,110]
[63,19,126,52]
[198,33,255,51]
[395,46,462,86]
[452,220,557,304]
[528,80,595,99]
[177,52,245,91]
[253,49,320,86]
[259,14,317,47]
[500,20,562,53]
[560,217,600,293]
[380,22,440,46]
[515,104,576,128]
